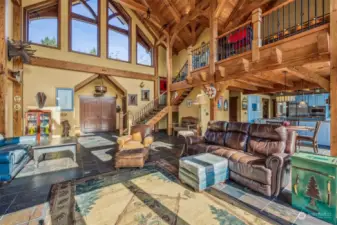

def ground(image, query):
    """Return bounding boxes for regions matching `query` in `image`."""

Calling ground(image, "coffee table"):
[32,138,77,167]
[179,153,229,192]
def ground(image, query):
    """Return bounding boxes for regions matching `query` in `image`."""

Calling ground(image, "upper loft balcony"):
[171,0,331,92]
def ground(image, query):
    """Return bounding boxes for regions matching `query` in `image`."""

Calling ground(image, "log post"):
[119,112,124,136]
[252,8,262,62]
[0,1,7,136]
[13,2,23,136]
[166,36,173,136]
[330,0,337,156]
[209,0,218,120]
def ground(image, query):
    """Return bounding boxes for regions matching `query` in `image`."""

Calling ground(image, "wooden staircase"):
[132,92,168,127]
[171,61,194,105]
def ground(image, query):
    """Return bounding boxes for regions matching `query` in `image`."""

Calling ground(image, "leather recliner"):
[184,121,296,197]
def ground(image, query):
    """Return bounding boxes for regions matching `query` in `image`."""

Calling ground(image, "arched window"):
[70,0,100,56]
[136,26,153,66]
[107,1,130,62]
[24,1,60,48]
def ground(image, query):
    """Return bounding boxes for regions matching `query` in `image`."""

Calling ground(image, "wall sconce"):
[140,82,144,88]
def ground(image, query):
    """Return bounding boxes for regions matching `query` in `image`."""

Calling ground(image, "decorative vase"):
[36,92,47,109]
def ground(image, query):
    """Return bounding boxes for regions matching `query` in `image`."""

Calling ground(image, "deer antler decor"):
[7,39,36,63]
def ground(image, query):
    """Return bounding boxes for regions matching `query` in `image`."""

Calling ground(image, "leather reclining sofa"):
[184,121,296,197]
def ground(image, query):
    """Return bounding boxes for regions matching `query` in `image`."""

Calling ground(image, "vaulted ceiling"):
[114,0,284,53]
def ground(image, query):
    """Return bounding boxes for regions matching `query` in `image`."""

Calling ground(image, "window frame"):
[69,0,101,57]
[136,26,154,67]
[106,1,131,63]
[23,0,61,49]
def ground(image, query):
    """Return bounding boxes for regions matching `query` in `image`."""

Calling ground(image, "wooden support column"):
[187,45,193,76]
[331,0,337,156]
[154,46,159,99]
[166,36,173,136]
[252,8,262,62]
[0,1,7,135]
[209,0,218,120]
[13,2,23,136]
[119,111,124,136]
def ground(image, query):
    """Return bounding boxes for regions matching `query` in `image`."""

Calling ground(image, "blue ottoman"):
[179,153,229,192]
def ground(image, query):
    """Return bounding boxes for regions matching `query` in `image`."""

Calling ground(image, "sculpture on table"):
[36,92,47,109]
[7,39,36,63]
[61,120,71,138]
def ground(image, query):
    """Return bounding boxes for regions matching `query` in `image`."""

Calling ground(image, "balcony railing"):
[173,61,188,83]
[262,0,330,46]
[217,22,253,61]
[192,42,210,70]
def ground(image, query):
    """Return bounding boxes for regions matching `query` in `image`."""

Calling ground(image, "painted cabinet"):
[292,152,337,224]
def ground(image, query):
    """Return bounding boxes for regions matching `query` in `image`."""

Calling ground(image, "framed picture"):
[186,99,193,108]
[56,88,74,111]
[128,94,138,106]
[141,90,150,101]
[217,96,223,110]
[242,97,248,110]
[223,99,228,111]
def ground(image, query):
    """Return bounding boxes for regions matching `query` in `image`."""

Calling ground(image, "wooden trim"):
[29,56,156,81]
[0,0,6,135]
[74,74,99,92]
[136,25,154,67]
[106,0,131,62]
[23,0,61,49]
[69,0,101,57]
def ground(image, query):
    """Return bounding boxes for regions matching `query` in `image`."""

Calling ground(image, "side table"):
[32,138,77,167]
[176,130,195,157]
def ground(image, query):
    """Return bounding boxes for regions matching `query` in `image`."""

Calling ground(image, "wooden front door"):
[80,96,116,132]
[229,97,238,122]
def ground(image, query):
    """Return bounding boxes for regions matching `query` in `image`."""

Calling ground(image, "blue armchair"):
[0,135,37,182]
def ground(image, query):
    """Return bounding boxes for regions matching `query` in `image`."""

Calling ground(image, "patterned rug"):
[49,166,271,225]
[77,136,116,148]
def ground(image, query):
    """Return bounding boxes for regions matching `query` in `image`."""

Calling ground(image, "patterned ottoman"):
[115,148,149,169]
[179,153,229,192]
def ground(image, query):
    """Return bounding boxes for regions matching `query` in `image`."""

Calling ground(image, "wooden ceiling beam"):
[30,57,156,81]
[191,21,196,46]
[287,66,330,91]
[113,0,147,13]
[221,0,246,29]
[238,77,275,89]
[163,0,181,23]
[254,71,294,87]
[228,80,258,91]
[215,0,233,18]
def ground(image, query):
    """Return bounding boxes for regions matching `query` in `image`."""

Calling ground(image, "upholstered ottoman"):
[179,153,229,192]
[115,148,149,169]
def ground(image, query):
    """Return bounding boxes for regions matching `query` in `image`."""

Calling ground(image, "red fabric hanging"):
[228,28,247,43]
[160,79,167,93]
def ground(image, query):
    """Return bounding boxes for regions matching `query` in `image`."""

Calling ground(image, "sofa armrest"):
[117,135,132,146]
[266,153,290,196]
[185,136,204,145]
[144,136,154,148]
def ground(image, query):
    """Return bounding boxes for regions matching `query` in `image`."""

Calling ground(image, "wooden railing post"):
[252,8,262,62]
[167,36,173,136]
[119,112,124,136]
[331,0,337,156]
[187,46,193,76]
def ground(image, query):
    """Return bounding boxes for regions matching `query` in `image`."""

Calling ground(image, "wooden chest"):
[292,152,337,224]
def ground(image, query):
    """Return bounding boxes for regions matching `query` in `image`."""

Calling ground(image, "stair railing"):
[119,110,131,136]
[173,61,188,83]
[133,91,167,124]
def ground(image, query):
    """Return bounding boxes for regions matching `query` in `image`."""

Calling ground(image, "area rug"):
[91,148,113,162]
[78,136,116,148]
[49,166,271,225]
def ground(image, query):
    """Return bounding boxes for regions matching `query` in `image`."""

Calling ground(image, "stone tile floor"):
[0,132,332,225]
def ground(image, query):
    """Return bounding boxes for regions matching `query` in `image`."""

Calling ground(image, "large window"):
[136,26,153,66]
[70,0,100,56]
[24,1,60,48]
[107,1,130,62]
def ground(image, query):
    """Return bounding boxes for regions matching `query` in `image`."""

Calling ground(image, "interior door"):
[80,97,102,132]
[262,99,269,119]
[101,97,116,132]
[229,97,238,122]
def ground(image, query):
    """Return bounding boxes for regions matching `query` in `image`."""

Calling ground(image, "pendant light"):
[94,75,107,97]
[299,79,307,108]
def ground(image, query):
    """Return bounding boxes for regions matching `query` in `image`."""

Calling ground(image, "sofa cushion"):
[217,150,271,185]
[224,122,250,151]
[248,124,287,156]
[207,121,228,132]
[204,130,226,146]
[187,143,222,156]
[0,134,4,147]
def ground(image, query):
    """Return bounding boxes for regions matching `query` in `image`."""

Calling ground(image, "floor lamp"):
[193,93,207,135]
